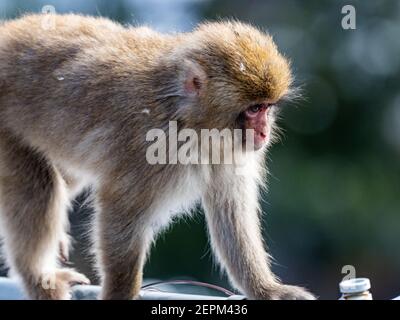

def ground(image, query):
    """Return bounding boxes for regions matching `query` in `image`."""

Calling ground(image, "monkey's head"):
[170,21,293,151]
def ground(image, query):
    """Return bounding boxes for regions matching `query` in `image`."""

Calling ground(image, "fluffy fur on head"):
[192,21,292,102]
[166,21,293,129]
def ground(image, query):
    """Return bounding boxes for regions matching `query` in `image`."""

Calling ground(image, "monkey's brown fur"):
[0,14,314,300]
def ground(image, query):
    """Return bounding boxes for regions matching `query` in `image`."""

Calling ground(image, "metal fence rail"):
[0,277,245,300]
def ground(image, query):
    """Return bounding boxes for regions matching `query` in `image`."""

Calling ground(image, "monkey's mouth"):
[242,128,269,151]
[253,130,268,150]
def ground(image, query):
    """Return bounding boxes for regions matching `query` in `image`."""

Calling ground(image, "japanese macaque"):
[0,14,315,300]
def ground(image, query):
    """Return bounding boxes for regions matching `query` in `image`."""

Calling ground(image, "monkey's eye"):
[248,104,263,114]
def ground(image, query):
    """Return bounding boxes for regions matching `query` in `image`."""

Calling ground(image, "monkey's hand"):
[261,284,316,300]
[35,268,90,300]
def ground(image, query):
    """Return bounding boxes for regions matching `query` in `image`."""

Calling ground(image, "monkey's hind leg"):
[0,132,89,299]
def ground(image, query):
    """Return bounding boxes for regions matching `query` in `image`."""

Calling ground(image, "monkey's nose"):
[255,129,267,140]
[259,131,267,139]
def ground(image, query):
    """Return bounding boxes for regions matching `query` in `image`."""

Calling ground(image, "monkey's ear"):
[181,60,207,97]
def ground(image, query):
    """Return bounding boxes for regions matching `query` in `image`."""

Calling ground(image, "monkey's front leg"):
[202,171,315,300]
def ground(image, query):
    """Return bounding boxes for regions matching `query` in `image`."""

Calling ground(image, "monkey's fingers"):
[57,269,91,287]
[269,284,316,300]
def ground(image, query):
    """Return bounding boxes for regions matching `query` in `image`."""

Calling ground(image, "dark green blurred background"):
[0,0,399,299]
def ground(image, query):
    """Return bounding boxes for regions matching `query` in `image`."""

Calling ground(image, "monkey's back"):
[0,14,174,159]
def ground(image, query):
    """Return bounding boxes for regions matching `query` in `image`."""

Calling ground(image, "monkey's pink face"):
[241,102,275,150]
